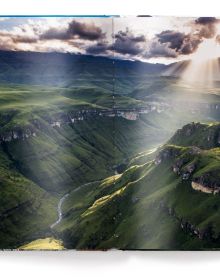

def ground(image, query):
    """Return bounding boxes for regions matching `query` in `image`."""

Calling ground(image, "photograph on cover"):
[0,16,220,250]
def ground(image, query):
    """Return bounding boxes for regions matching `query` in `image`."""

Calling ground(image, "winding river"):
[50,193,70,229]
[50,180,101,229]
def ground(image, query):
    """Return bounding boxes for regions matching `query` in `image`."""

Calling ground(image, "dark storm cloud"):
[68,20,105,40]
[86,17,220,59]
[179,34,202,54]
[144,39,178,58]
[114,30,145,43]
[195,17,218,25]
[111,29,146,55]
[40,28,69,40]
[194,17,219,39]
[86,28,201,59]
[157,30,185,50]
[40,20,106,41]
[86,42,109,54]
[155,30,201,56]
[86,29,147,56]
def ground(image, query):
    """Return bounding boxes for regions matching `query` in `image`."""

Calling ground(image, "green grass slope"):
[56,122,220,250]
[0,146,57,249]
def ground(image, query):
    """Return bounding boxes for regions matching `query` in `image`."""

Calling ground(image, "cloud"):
[86,28,202,59]
[86,29,146,57]
[195,17,218,25]
[0,30,38,50]
[0,17,219,62]
[144,39,178,58]
[86,42,109,54]
[0,34,19,51]
[40,20,106,41]
[11,35,38,43]
[0,19,107,54]
[68,20,105,40]
[40,27,69,40]
[86,29,146,56]
[194,17,219,39]
[155,30,201,57]
[149,17,220,58]
[111,29,146,55]
[0,31,38,44]
[179,34,201,54]
[157,30,186,50]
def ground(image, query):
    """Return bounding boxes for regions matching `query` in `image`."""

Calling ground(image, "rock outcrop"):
[192,174,220,194]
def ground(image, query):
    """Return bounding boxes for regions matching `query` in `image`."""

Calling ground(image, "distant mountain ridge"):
[1,50,220,86]
[0,50,167,86]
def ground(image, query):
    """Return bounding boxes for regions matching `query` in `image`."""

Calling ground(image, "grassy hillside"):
[0,84,173,248]
[0,146,57,248]
[55,122,220,250]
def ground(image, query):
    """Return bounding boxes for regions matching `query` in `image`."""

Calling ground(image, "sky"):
[0,16,220,64]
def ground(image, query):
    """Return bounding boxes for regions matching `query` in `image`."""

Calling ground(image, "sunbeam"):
[181,39,220,86]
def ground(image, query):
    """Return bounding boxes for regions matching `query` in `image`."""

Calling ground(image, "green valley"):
[0,51,219,250]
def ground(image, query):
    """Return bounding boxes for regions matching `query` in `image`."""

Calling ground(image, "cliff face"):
[191,182,219,194]
[155,146,220,194]
[0,105,166,143]
[0,127,37,142]
[192,173,220,194]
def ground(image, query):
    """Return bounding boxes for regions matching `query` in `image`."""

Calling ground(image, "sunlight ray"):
[181,39,220,86]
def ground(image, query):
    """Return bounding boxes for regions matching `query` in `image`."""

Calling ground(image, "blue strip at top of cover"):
[0,15,119,17]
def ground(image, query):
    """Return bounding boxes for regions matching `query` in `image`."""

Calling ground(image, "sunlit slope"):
[19,237,64,250]
[57,123,220,250]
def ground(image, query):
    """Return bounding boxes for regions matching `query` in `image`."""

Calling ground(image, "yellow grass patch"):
[19,237,65,250]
